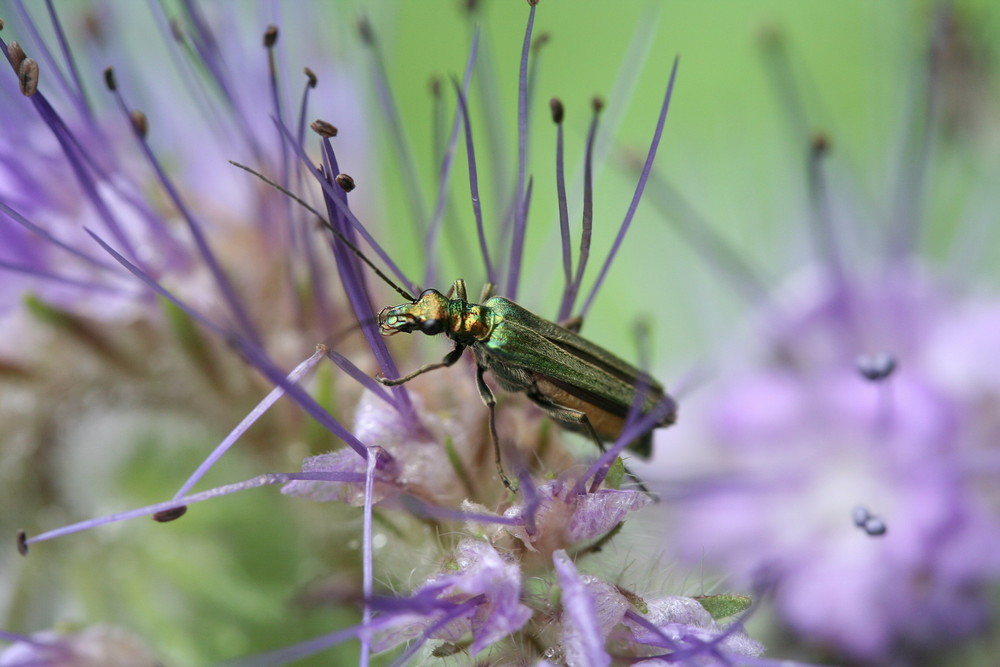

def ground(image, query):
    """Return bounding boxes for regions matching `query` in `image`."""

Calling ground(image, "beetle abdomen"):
[532,377,627,441]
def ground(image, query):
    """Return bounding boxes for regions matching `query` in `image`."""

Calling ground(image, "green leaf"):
[694,594,753,620]
[604,457,626,489]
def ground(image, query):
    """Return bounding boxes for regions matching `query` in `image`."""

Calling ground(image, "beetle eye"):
[420,319,444,335]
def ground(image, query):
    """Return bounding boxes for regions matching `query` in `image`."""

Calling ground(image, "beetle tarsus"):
[377,344,466,386]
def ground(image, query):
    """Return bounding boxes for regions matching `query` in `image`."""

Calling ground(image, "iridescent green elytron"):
[377,279,677,488]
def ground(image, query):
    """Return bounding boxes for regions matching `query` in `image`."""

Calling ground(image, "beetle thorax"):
[448,300,494,345]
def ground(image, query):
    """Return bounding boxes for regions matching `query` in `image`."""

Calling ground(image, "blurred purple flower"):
[655,6,1000,663]
[0,3,369,340]
[674,269,1000,660]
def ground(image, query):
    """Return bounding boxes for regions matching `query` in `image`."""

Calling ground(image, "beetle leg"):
[528,394,606,451]
[629,431,653,458]
[476,364,515,491]
[527,390,650,493]
[451,279,468,301]
[377,343,466,386]
[479,282,495,302]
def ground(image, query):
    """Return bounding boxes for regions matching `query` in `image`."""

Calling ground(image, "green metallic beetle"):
[226,161,676,489]
[377,279,676,488]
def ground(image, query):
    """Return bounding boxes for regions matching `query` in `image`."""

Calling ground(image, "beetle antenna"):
[229,160,415,302]
[328,314,381,343]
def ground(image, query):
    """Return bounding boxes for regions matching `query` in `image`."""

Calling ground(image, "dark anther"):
[464,0,479,13]
[103,66,117,91]
[335,173,356,193]
[429,76,442,98]
[527,0,541,6]
[357,17,374,45]
[852,505,870,527]
[591,96,605,113]
[18,57,38,97]
[263,25,279,48]
[852,506,888,537]
[304,67,317,89]
[550,97,564,124]
[16,529,28,556]
[812,133,830,155]
[0,18,5,30]
[130,110,148,138]
[372,445,394,470]
[532,32,551,52]
[310,119,338,138]
[7,40,24,72]
[153,506,188,523]
[863,517,887,537]
[856,352,896,382]
[169,18,184,43]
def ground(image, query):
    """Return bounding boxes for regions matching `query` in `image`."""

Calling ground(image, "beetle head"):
[378,289,450,337]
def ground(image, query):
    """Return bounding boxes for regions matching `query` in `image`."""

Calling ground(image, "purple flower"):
[656,6,1000,663]
[623,597,764,664]
[282,391,468,506]
[373,539,533,655]
[554,550,763,665]
[675,272,1000,659]
[487,477,651,559]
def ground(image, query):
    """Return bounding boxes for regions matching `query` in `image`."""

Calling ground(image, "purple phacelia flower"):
[373,539,533,655]
[674,270,1000,661]
[282,391,467,506]
[482,477,651,559]
[554,550,764,666]
[654,6,1000,663]
[623,596,764,664]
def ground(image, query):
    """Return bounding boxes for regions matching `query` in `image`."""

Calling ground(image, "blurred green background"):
[358,0,1000,369]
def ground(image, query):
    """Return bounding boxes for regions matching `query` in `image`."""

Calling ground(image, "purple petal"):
[373,540,532,656]
[553,549,613,667]
[446,540,533,653]
[567,489,652,543]
[625,597,764,660]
